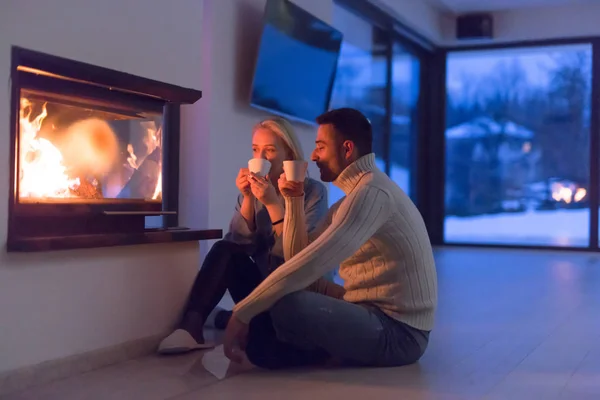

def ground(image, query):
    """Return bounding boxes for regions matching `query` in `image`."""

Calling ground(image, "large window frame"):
[335,3,600,252]
[430,37,600,252]
[334,0,436,213]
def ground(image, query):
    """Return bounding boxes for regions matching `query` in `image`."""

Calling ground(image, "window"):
[444,44,592,247]
[391,43,420,195]
[329,2,425,205]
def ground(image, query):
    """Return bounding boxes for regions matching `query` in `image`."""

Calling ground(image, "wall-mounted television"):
[249,0,343,125]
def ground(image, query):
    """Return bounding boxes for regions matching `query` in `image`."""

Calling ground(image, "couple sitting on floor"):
[158,107,438,369]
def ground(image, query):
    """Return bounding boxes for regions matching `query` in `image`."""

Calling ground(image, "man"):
[224,108,438,368]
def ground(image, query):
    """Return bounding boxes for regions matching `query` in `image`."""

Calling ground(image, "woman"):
[158,117,328,354]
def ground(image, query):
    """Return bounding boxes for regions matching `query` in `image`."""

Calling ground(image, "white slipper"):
[157,329,215,355]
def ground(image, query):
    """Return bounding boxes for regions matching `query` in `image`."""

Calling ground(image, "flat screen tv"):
[250,0,343,125]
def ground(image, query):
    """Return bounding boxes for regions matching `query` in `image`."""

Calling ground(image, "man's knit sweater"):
[233,153,438,331]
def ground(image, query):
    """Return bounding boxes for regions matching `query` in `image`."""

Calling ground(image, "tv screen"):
[250,0,343,124]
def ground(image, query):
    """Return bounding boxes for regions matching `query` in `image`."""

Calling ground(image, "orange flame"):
[19,97,162,202]
[19,98,80,199]
[151,126,162,200]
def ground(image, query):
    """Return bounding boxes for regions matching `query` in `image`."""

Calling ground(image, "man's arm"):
[282,183,330,261]
[232,186,391,323]
[282,194,345,298]
[270,181,328,260]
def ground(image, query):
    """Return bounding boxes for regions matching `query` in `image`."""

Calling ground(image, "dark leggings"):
[183,240,263,326]
[183,240,329,368]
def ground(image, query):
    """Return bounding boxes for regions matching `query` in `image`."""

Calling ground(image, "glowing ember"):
[19,98,80,199]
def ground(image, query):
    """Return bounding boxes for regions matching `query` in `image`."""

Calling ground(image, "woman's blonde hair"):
[253,117,304,161]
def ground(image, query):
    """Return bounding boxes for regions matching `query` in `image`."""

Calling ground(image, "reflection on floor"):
[6,247,600,400]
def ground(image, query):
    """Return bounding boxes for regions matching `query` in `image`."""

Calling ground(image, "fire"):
[19,97,162,202]
[18,98,80,199]
[151,128,162,200]
[126,123,162,201]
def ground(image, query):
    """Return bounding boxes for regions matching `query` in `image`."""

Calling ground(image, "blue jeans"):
[245,291,430,369]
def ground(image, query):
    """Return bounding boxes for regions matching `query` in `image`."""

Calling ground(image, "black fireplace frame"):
[8,47,221,251]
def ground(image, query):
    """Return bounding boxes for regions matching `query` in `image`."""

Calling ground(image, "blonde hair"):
[253,117,305,161]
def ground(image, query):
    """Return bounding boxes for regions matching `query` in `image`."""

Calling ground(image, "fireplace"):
[8,47,222,251]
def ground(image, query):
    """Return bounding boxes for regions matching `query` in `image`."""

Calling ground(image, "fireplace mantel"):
[7,47,222,252]
[8,229,223,252]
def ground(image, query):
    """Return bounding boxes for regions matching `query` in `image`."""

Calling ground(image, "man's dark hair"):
[316,108,373,156]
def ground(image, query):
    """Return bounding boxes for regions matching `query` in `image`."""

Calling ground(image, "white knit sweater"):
[233,153,438,331]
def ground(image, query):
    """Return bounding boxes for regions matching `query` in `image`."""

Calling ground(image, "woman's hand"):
[249,173,279,206]
[278,173,304,198]
[236,168,252,198]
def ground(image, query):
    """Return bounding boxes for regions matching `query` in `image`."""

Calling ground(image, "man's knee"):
[205,240,247,267]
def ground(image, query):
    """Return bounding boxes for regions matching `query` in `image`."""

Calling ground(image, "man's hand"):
[223,314,249,363]
[278,173,304,198]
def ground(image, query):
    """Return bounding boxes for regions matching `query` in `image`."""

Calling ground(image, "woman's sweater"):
[225,177,328,276]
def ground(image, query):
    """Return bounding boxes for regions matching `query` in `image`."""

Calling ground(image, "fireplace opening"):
[18,93,163,204]
[7,47,216,252]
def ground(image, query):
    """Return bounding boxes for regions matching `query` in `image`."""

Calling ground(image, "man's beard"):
[317,163,335,182]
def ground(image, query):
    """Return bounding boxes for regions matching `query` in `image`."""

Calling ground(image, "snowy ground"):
[445,208,590,247]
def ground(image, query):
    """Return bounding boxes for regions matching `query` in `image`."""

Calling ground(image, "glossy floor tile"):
[6,247,600,399]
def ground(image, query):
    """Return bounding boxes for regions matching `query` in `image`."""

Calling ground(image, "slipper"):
[157,329,215,355]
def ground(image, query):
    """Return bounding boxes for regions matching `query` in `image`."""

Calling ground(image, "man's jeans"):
[245,291,430,369]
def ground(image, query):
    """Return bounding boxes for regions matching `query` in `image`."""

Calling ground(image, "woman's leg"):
[227,254,265,303]
[210,251,266,330]
[179,240,253,343]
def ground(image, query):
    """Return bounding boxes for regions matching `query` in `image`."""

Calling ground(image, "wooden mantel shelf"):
[7,228,223,252]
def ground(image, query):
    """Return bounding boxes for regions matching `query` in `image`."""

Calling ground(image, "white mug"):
[283,160,308,182]
[248,158,271,177]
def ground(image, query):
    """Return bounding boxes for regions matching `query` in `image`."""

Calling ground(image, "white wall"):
[441,2,600,45]
[196,0,444,239]
[0,0,205,373]
[376,0,445,43]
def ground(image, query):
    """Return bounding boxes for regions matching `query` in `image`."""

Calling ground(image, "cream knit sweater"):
[233,153,438,331]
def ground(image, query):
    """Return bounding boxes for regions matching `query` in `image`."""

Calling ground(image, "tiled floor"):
[6,247,600,399]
